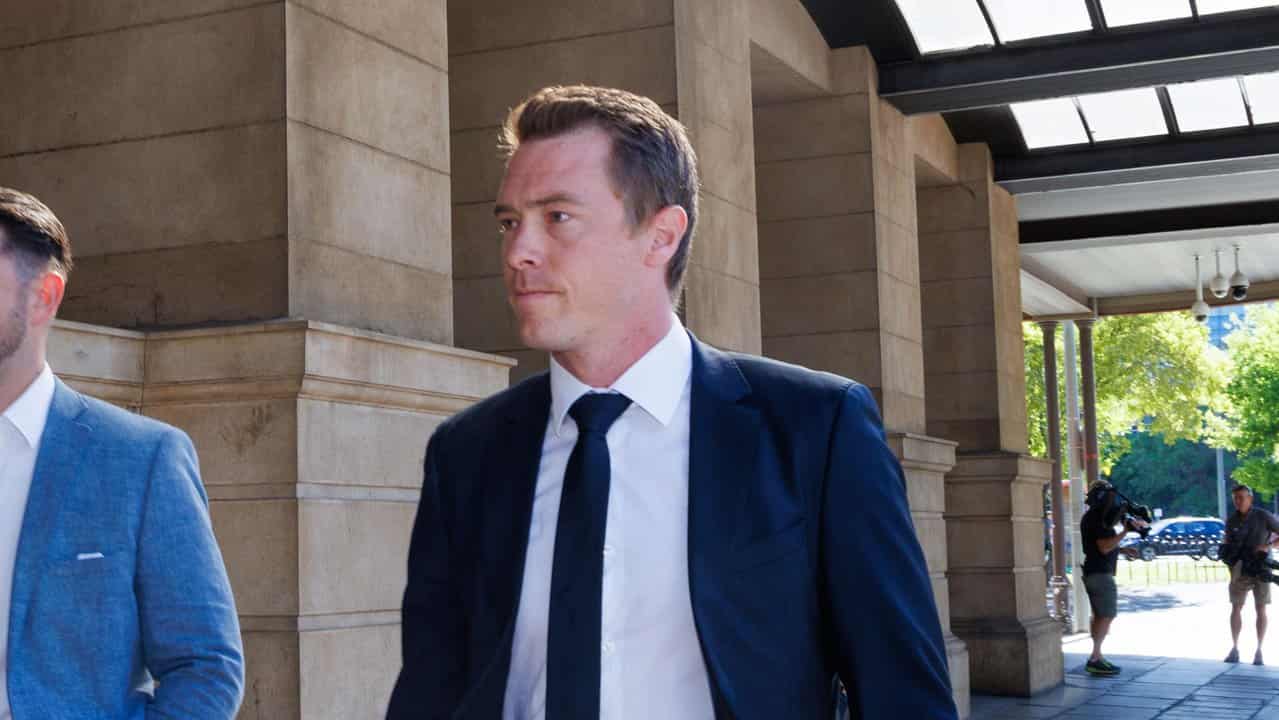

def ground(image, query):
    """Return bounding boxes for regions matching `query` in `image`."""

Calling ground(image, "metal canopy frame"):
[996,127,1279,190]
[1019,199,1279,244]
[879,12,1279,114]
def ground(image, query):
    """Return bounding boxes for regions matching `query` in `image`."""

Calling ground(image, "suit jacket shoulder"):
[77,388,186,446]
[716,348,870,437]
[432,371,549,448]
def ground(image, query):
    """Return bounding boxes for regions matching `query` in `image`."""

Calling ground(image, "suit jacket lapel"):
[687,336,759,717]
[8,380,90,650]
[457,374,550,719]
[489,374,550,631]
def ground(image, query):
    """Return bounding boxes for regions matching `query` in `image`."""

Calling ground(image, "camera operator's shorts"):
[1229,562,1271,605]
[1084,572,1118,618]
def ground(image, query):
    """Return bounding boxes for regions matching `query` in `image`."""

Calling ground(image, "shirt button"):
[603,545,614,558]
[602,640,615,656]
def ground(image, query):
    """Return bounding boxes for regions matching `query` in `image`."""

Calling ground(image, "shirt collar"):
[2,364,56,449]
[548,315,692,437]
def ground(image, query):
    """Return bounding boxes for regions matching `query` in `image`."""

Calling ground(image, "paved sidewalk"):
[971,580,1279,719]
[971,653,1279,719]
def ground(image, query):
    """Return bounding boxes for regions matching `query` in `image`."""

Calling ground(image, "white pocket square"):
[76,552,105,561]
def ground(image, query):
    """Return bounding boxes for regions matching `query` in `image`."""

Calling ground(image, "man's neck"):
[0,354,45,416]
[553,311,674,389]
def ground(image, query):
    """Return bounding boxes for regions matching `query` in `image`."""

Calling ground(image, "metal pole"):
[1040,322,1070,629]
[1064,321,1090,633]
[1078,318,1101,488]
[1217,447,1227,522]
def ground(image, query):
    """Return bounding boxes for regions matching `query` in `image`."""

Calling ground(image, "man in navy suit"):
[388,85,955,719]
[0,187,243,719]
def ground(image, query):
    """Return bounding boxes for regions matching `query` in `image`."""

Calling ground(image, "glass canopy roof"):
[892,0,1279,54]
[888,1,1279,151]
[1010,72,1279,150]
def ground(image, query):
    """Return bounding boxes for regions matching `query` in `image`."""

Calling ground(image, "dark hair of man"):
[1233,484,1253,497]
[0,187,73,283]
[500,85,699,300]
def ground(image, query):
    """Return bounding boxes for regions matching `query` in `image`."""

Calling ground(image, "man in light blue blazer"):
[0,187,243,719]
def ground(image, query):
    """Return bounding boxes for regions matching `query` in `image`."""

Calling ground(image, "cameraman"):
[1223,484,1279,666]
[1080,481,1149,676]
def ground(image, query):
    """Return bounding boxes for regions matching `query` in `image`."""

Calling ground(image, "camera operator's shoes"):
[1254,651,1264,666]
[1225,648,1240,663]
[1085,659,1120,676]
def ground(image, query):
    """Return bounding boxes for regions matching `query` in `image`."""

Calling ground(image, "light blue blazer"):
[6,379,243,719]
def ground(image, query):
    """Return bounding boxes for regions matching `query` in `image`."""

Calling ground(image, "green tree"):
[1024,313,1229,475]
[1106,431,1237,517]
[1223,304,1279,494]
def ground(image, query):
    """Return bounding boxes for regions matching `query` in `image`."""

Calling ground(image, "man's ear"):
[644,204,688,269]
[28,270,66,327]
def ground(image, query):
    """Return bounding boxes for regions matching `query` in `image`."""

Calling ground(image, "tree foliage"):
[1024,313,1229,476]
[1106,431,1237,518]
[1224,304,1279,494]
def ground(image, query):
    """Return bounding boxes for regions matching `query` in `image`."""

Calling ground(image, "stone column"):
[1078,318,1101,487]
[0,1,454,344]
[50,320,513,720]
[753,46,968,715]
[9,5,518,718]
[1039,321,1069,626]
[919,144,1062,696]
[449,0,760,381]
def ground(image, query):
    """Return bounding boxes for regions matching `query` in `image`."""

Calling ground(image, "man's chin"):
[516,319,562,353]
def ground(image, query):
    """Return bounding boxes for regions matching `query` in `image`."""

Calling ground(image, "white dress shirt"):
[503,317,714,719]
[0,365,56,720]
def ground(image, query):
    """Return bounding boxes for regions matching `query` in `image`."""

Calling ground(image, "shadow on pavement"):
[1116,590,1199,613]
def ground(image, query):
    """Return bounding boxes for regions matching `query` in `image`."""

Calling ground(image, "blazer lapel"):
[488,374,550,631]
[456,374,550,719]
[686,336,760,717]
[8,380,91,650]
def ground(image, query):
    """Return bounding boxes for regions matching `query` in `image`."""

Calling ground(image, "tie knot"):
[569,393,632,435]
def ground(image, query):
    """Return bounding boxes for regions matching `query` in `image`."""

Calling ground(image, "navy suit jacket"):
[387,336,956,719]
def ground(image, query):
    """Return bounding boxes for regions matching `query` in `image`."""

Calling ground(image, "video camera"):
[1086,481,1154,538]
[1218,542,1279,585]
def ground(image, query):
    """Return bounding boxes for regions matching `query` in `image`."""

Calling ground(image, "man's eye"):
[548,211,570,223]
[497,218,517,233]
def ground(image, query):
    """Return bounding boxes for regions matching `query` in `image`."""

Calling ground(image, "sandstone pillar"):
[49,320,513,720]
[919,145,1062,696]
[753,46,968,715]
[1,1,454,343]
[9,5,517,718]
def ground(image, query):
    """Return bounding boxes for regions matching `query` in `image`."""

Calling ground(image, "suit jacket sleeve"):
[387,429,466,719]
[821,384,956,719]
[138,429,245,720]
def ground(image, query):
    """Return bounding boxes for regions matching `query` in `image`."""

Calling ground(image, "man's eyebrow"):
[493,193,583,216]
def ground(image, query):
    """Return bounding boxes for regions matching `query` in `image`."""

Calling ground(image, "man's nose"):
[504,220,544,270]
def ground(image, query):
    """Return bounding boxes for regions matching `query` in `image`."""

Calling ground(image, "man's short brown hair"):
[500,85,699,300]
[0,187,72,282]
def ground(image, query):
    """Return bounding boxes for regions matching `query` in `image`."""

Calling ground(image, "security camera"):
[1209,250,1229,299]
[1231,280,1249,301]
[1191,254,1210,322]
[1229,245,1249,301]
[1192,298,1210,323]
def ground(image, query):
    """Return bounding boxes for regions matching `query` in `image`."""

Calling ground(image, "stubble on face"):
[0,254,30,367]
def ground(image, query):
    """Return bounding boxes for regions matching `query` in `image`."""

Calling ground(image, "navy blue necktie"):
[546,392,632,720]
